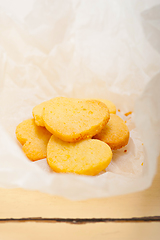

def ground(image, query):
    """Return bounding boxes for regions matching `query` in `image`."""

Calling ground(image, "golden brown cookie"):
[33,98,116,127]
[32,100,49,127]
[43,97,110,142]
[95,99,116,114]
[47,135,112,175]
[16,119,52,161]
[93,114,129,150]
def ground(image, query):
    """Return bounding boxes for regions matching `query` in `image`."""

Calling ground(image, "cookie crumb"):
[124,111,132,116]
[124,150,127,152]
[118,109,120,112]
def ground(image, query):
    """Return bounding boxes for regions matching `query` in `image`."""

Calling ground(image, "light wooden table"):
[0,156,160,240]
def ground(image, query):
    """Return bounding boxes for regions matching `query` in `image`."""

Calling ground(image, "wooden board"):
[0,222,160,240]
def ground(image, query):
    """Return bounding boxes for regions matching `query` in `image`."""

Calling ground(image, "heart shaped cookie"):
[16,119,52,161]
[94,99,116,114]
[94,114,129,150]
[32,100,49,127]
[43,97,110,142]
[47,135,112,175]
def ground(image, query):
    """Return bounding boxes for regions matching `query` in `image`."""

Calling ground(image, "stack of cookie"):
[16,97,129,176]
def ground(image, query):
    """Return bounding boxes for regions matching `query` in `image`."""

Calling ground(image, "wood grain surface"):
[0,222,160,240]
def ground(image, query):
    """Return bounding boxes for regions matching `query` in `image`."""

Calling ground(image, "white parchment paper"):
[0,0,160,200]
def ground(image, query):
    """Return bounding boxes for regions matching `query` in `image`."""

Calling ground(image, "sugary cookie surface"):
[93,99,116,114]
[43,97,110,142]
[16,119,52,161]
[47,135,112,175]
[16,97,131,176]
[32,100,49,127]
[93,114,129,150]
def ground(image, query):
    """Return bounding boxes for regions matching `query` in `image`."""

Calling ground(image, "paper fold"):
[0,0,160,199]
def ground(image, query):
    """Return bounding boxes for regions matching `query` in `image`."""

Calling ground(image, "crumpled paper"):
[0,0,160,200]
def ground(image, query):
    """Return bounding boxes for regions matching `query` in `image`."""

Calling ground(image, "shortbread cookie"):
[94,114,129,150]
[47,135,112,175]
[43,97,110,142]
[32,101,49,127]
[95,99,116,114]
[33,98,115,127]
[16,119,52,161]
